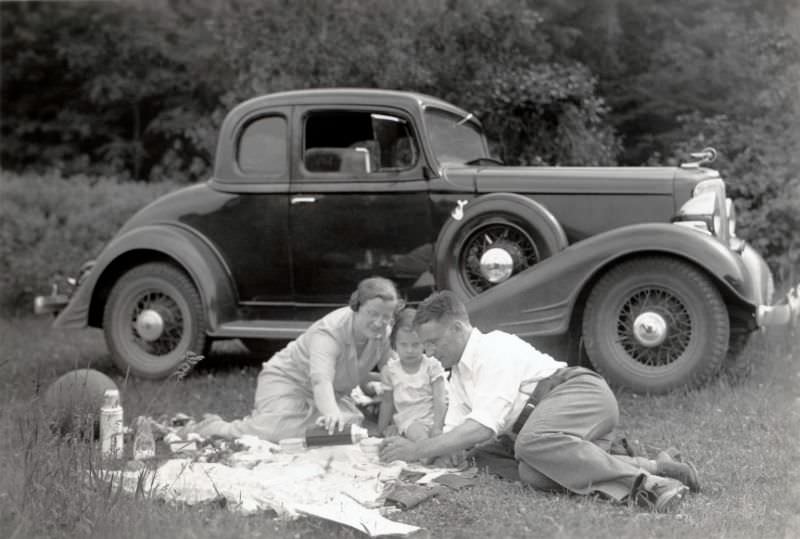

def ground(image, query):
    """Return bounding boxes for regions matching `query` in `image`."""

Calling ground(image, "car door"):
[289,106,434,318]
[197,108,293,319]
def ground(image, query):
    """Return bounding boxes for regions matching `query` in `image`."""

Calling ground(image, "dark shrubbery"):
[0,0,796,308]
[0,171,178,314]
[1,0,619,183]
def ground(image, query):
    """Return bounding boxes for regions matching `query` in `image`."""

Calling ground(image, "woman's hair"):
[348,276,399,311]
[413,290,469,327]
[390,307,417,347]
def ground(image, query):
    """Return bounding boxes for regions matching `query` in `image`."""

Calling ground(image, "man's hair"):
[413,290,469,327]
[349,276,399,311]
[390,307,417,347]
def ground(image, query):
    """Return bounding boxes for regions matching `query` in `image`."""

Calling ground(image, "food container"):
[359,437,382,460]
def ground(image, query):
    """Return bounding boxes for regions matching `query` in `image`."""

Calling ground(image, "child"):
[377,308,447,441]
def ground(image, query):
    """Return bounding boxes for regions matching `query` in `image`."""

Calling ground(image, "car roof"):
[230,88,473,119]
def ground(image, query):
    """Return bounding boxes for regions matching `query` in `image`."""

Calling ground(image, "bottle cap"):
[351,424,369,443]
[102,389,120,408]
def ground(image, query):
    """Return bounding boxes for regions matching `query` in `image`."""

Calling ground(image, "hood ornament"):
[681,147,718,169]
[451,200,468,221]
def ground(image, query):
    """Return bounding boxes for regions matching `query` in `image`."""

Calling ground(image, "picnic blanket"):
[113,435,465,537]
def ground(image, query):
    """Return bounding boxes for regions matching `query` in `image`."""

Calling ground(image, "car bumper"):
[33,292,70,315]
[32,261,95,318]
[738,240,798,329]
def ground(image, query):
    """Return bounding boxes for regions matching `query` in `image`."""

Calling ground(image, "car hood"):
[441,165,720,195]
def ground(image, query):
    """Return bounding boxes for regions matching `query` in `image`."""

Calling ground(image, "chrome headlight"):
[673,179,730,244]
[725,197,736,238]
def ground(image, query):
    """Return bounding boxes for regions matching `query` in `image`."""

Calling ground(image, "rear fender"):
[54,224,238,331]
[467,223,758,338]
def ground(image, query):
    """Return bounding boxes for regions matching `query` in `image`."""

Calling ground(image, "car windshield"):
[424,108,489,166]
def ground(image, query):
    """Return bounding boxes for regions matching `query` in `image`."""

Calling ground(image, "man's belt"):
[511,366,600,435]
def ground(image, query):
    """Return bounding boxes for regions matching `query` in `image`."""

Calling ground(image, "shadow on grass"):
[190,339,288,376]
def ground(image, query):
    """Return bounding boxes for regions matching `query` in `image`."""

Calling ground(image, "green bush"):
[671,113,800,285]
[0,171,178,314]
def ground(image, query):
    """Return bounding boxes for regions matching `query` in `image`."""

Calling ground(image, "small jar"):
[359,437,382,460]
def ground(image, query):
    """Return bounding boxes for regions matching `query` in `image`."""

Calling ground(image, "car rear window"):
[237,115,288,176]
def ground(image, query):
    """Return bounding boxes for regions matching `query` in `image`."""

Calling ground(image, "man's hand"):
[380,436,418,463]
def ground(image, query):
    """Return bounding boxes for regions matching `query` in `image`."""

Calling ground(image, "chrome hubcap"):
[632,311,668,347]
[135,309,165,342]
[479,247,514,283]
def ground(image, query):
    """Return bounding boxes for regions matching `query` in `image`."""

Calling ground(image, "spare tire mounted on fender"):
[434,193,568,298]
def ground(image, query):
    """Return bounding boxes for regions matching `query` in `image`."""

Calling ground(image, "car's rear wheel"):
[434,193,567,299]
[103,262,207,379]
[582,257,729,393]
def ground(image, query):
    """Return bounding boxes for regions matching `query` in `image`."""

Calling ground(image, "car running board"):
[209,320,312,340]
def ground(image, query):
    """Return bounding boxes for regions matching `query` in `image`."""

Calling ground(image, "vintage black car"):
[36,88,784,393]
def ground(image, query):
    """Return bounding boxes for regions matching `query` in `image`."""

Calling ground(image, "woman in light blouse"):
[193,277,400,441]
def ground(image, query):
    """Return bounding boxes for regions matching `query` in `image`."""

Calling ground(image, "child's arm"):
[430,378,447,437]
[359,371,383,398]
[377,390,395,435]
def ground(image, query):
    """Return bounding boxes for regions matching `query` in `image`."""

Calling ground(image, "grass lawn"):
[1,316,798,539]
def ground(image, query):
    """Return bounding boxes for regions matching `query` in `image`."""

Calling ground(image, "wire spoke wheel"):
[459,222,540,295]
[104,263,207,379]
[583,257,729,393]
[128,290,185,356]
[434,193,568,302]
[615,287,693,367]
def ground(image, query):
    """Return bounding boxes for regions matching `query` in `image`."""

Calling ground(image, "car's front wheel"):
[582,256,729,393]
[103,262,207,379]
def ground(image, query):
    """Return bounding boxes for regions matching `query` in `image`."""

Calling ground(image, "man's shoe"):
[656,451,700,492]
[657,446,682,462]
[631,473,689,512]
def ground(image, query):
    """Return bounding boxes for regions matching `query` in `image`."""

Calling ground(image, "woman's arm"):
[312,380,346,433]
[430,378,447,436]
[308,332,347,433]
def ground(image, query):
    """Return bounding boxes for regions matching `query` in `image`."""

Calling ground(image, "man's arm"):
[429,378,447,436]
[380,418,493,462]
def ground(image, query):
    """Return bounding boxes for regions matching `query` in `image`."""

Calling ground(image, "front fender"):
[54,224,238,331]
[468,223,760,338]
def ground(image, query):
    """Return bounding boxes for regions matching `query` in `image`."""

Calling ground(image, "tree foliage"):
[1,0,617,180]
[0,0,797,275]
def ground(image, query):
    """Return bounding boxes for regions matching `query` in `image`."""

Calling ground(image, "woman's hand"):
[316,413,346,435]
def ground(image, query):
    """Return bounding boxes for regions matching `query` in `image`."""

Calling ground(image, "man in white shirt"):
[380,291,699,511]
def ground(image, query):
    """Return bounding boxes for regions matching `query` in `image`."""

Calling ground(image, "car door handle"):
[291,196,317,204]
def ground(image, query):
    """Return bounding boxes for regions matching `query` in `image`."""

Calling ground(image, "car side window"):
[302,110,418,177]
[237,115,288,176]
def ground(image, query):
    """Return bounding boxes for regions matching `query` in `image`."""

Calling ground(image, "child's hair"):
[390,307,417,348]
